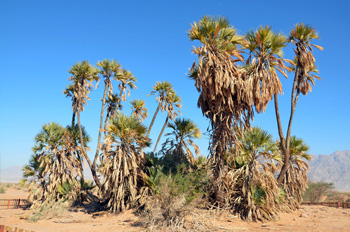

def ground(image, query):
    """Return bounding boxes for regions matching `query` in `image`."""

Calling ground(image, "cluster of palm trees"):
[22,16,321,222]
[187,16,321,220]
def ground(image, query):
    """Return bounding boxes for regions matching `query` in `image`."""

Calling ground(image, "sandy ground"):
[1,188,350,232]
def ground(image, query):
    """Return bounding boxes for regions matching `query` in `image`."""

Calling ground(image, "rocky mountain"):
[308,150,350,191]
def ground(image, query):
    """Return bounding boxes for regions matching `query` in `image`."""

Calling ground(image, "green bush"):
[0,187,6,194]
[303,181,334,202]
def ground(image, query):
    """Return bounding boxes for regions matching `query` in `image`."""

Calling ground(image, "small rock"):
[300,213,308,218]
[261,223,269,227]
[293,218,297,221]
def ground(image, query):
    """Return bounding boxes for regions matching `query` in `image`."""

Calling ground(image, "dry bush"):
[28,200,70,222]
[140,177,206,231]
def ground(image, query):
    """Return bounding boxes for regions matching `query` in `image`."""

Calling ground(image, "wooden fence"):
[0,225,34,232]
[0,199,31,210]
[302,201,350,208]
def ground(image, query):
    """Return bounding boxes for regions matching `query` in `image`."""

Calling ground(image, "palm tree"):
[188,16,251,201]
[161,118,201,164]
[130,99,148,122]
[276,23,323,186]
[67,61,100,187]
[100,114,150,213]
[147,81,174,137]
[31,122,83,206]
[245,26,292,113]
[280,136,311,209]
[112,69,137,117]
[153,92,182,153]
[94,59,121,181]
[224,127,281,221]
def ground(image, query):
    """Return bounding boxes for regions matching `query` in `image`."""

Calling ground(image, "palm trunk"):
[71,111,76,128]
[153,115,169,153]
[112,87,124,117]
[93,80,109,173]
[77,111,102,188]
[276,65,301,186]
[147,102,161,137]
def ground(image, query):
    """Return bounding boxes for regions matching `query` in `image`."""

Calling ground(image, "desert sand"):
[1,188,350,232]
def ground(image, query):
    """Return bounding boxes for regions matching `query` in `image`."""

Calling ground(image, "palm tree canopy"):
[289,23,323,95]
[289,136,311,162]
[106,114,150,147]
[239,127,279,162]
[33,122,65,153]
[167,118,201,139]
[68,61,99,85]
[130,99,148,122]
[114,69,137,101]
[66,124,91,147]
[289,23,322,46]
[245,26,292,113]
[162,118,201,164]
[188,15,243,54]
[149,81,175,111]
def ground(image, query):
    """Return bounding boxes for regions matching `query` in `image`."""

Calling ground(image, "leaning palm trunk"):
[100,137,147,213]
[153,114,169,153]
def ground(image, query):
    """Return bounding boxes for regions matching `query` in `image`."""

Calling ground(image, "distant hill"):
[0,165,93,183]
[308,150,350,191]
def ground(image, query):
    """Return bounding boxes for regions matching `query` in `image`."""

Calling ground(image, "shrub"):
[0,187,6,194]
[27,200,70,222]
[302,181,334,202]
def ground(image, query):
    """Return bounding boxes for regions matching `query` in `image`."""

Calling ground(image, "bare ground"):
[1,188,350,232]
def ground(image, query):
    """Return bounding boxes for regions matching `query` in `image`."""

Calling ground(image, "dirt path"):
[1,188,350,231]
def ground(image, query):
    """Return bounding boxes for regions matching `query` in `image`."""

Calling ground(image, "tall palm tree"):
[224,127,281,221]
[147,81,174,137]
[100,114,150,213]
[130,99,148,122]
[161,118,201,164]
[153,92,182,153]
[276,23,323,186]
[245,26,292,113]
[31,122,83,206]
[94,59,121,181]
[68,61,100,187]
[188,16,251,200]
[112,69,137,117]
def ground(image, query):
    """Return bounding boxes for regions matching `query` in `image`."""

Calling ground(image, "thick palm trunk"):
[77,111,102,188]
[153,115,169,153]
[93,82,109,172]
[147,102,161,137]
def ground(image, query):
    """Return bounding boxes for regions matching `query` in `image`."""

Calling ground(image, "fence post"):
[7,200,10,209]
[17,199,21,209]
[321,202,324,206]
[337,202,340,208]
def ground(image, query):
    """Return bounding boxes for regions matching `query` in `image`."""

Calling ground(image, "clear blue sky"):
[1,0,349,169]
